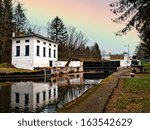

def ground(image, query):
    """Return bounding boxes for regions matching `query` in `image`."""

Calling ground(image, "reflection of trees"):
[0,83,11,112]
[57,77,92,109]
[0,44,2,63]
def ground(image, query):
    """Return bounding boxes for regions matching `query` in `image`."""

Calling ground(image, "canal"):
[0,73,107,113]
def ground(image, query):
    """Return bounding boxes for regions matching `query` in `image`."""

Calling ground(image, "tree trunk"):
[1,39,12,63]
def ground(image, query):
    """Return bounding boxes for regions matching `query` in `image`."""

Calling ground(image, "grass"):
[0,63,15,68]
[106,62,150,112]
[0,63,35,73]
[106,77,150,112]
[142,61,150,73]
[121,73,150,112]
[124,76,150,92]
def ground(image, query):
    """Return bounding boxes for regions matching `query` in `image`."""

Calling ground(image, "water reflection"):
[0,73,103,113]
[11,82,58,112]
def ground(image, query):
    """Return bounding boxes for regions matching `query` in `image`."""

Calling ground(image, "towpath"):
[59,69,130,113]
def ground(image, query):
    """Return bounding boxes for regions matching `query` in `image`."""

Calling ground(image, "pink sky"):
[20,0,140,55]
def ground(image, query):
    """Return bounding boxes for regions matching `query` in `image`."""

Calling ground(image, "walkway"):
[59,69,130,113]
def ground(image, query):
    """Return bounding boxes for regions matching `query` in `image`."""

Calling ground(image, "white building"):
[11,33,58,70]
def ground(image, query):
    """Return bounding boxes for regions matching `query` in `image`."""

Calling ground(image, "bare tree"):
[66,26,88,59]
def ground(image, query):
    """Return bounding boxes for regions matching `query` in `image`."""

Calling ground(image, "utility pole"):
[124,44,130,59]
[128,44,129,58]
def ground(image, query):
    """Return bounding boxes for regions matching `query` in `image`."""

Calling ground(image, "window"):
[54,89,56,97]
[25,39,30,42]
[16,40,20,43]
[37,40,40,43]
[43,47,46,57]
[43,42,46,45]
[43,91,46,101]
[49,48,51,58]
[15,93,19,103]
[49,44,51,46]
[16,46,20,56]
[36,93,40,104]
[54,49,56,58]
[49,90,51,99]
[25,45,30,56]
[36,46,40,56]
[24,94,29,105]
[54,45,56,47]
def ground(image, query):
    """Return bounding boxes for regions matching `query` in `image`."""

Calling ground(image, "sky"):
[20,0,140,55]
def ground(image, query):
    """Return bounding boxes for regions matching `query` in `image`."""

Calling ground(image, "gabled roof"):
[12,32,57,44]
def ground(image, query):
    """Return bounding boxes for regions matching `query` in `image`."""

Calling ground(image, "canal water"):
[0,73,105,113]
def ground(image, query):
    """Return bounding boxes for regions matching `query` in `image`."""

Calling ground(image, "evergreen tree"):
[0,0,4,62]
[91,43,101,58]
[47,16,68,60]
[135,44,146,60]
[48,16,68,44]
[110,0,150,35]
[140,30,150,57]
[13,2,27,35]
[0,0,4,39]
[0,0,13,63]
[110,0,150,59]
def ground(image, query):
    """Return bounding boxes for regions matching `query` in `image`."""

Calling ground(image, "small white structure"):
[11,32,58,70]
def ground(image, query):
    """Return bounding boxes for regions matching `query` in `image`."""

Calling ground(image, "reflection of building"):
[57,74,84,87]
[11,82,58,112]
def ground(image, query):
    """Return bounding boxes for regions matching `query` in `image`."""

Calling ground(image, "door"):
[49,61,53,67]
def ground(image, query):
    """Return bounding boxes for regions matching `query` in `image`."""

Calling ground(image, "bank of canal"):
[58,70,122,113]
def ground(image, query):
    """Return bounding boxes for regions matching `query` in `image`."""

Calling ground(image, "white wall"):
[120,60,131,67]
[11,38,34,70]
[12,36,58,70]
[32,39,58,68]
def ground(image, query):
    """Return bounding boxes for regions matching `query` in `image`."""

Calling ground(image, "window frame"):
[43,47,46,57]
[25,45,30,56]
[16,46,20,56]
[36,45,40,56]
[54,49,56,58]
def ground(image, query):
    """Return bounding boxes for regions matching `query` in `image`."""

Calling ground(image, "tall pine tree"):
[47,16,68,60]
[0,0,13,63]
[13,2,27,35]
[91,43,101,59]
[48,16,68,43]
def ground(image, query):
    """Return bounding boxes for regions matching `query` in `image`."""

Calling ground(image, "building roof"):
[12,32,57,44]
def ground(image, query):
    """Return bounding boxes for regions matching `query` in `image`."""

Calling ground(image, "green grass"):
[107,64,150,112]
[0,63,35,73]
[142,62,150,72]
[0,63,15,68]
[124,77,150,92]
[116,74,150,112]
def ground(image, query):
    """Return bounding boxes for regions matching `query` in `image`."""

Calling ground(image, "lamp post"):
[124,44,129,59]
[128,44,129,58]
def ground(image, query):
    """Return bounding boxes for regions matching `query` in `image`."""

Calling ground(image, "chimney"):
[12,32,15,37]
